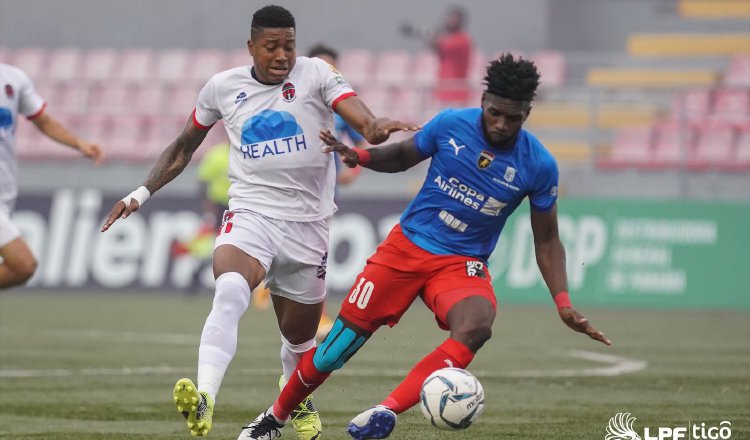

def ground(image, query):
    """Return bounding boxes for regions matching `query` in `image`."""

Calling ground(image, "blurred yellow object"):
[251,282,272,311]
[587,68,718,88]
[679,1,750,19]
[316,314,334,341]
[628,33,750,57]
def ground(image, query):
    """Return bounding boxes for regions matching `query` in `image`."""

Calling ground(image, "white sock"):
[280,334,316,382]
[197,272,251,401]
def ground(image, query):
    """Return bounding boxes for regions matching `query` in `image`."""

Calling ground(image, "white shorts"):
[0,209,21,248]
[214,210,329,304]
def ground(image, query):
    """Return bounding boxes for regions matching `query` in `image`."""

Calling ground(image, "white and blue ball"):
[419,367,485,430]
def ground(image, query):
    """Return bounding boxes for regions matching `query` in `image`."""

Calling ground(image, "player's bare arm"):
[530,205,612,346]
[320,130,425,172]
[31,112,103,163]
[334,95,419,144]
[101,122,209,232]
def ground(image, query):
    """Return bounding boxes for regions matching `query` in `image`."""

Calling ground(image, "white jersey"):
[193,56,356,222]
[0,63,46,213]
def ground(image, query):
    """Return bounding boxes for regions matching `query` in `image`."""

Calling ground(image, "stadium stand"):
[627,33,750,57]
[678,0,750,19]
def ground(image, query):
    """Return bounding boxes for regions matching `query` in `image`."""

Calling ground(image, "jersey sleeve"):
[17,69,46,119]
[413,110,448,157]
[528,152,559,211]
[193,76,222,129]
[314,58,356,111]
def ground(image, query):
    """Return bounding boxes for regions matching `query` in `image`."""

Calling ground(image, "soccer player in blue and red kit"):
[242,54,611,440]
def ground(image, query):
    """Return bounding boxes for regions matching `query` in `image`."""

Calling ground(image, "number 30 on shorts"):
[348,277,374,309]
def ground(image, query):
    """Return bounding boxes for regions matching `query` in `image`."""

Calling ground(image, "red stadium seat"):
[671,89,712,122]
[651,121,695,168]
[532,50,566,89]
[466,49,487,84]
[189,49,227,83]
[357,87,391,118]
[12,48,47,79]
[373,50,411,86]
[413,51,438,87]
[81,48,118,82]
[47,48,82,82]
[224,48,252,71]
[725,54,750,88]
[688,122,735,170]
[167,83,203,116]
[89,82,136,115]
[338,49,374,89]
[0,47,11,64]
[712,88,750,123]
[133,83,167,115]
[597,126,654,169]
[116,48,155,83]
[109,115,148,161]
[390,87,427,122]
[732,126,750,171]
[55,82,90,115]
[154,49,189,84]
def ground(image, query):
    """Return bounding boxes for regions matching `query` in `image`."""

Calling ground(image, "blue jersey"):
[400,108,559,262]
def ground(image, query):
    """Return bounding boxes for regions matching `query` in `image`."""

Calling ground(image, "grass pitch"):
[0,291,748,439]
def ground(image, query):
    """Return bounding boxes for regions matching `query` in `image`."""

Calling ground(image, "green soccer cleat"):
[173,378,214,436]
[279,374,323,440]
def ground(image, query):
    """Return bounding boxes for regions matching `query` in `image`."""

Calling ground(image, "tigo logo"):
[606,413,733,440]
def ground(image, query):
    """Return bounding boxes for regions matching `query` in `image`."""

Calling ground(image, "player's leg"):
[0,210,37,289]
[174,211,274,436]
[376,257,496,416]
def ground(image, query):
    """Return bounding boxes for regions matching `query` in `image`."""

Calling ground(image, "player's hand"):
[558,307,612,346]
[364,118,420,145]
[320,130,359,168]
[77,139,104,164]
[100,199,141,232]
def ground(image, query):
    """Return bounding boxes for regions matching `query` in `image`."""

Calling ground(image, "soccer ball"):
[419,367,485,430]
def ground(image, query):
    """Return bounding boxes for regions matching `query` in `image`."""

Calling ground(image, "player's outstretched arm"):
[530,205,612,346]
[101,121,209,232]
[334,96,419,145]
[31,112,103,164]
[320,129,425,173]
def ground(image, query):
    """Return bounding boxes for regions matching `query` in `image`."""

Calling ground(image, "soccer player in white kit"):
[100,6,417,440]
[0,63,102,289]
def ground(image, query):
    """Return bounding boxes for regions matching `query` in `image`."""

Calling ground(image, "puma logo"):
[444,359,454,368]
[297,370,312,388]
[448,138,465,156]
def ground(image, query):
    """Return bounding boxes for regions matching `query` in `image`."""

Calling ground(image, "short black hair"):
[307,44,338,61]
[483,53,541,102]
[251,5,295,32]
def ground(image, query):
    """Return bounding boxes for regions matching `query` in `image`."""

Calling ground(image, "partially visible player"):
[1,63,102,289]
[100,5,416,440]
[306,43,368,340]
[242,54,611,440]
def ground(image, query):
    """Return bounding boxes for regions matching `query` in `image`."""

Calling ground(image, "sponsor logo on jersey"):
[478,151,494,169]
[465,261,486,278]
[239,109,307,159]
[4,84,13,99]
[504,166,517,182]
[234,91,248,104]
[0,107,13,130]
[281,82,296,102]
[448,137,465,156]
[438,210,468,232]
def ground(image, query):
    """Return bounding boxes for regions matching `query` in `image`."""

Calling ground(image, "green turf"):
[1,291,748,439]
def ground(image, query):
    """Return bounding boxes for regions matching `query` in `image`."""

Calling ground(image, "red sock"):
[273,348,331,420]
[380,338,475,413]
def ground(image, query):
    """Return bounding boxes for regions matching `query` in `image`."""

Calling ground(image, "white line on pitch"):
[0,350,646,379]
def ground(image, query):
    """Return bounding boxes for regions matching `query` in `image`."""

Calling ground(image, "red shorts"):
[339,225,497,333]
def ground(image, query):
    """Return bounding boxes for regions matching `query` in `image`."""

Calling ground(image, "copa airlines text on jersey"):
[434,175,485,209]
[239,133,308,159]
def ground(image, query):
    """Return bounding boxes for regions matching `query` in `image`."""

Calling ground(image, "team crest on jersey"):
[503,166,517,182]
[477,151,494,169]
[4,84,13,99]
[281,82,296,102]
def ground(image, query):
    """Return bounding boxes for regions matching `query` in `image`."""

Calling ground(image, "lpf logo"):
[606,413,733,440]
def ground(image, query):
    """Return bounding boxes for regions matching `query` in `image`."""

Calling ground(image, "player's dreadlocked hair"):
[483,53,541,102]
[251,5,295,32]
[308,44,339,61]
